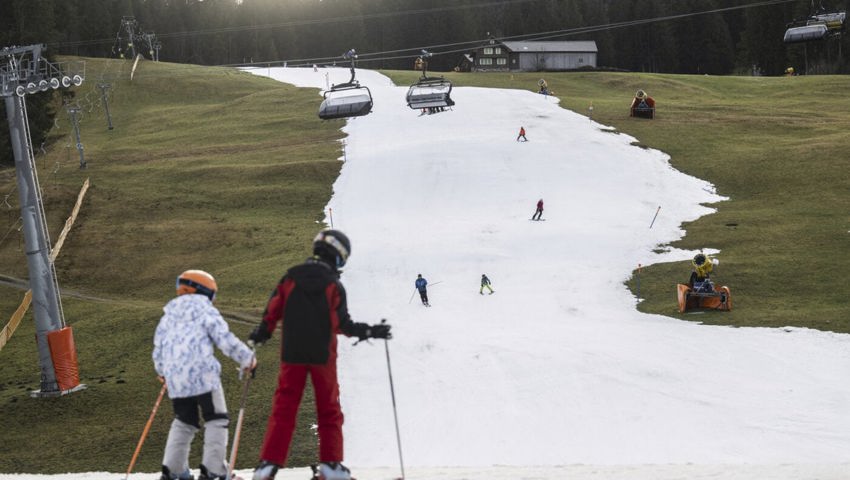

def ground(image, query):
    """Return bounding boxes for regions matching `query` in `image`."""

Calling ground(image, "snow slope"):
[4,67,849,480]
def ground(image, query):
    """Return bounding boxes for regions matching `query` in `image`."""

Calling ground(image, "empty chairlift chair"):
[319,84,373,120]
[318,49,374,120]
[784,22,830,43]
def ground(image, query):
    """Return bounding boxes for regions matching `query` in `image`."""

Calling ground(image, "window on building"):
[578,57,584,63]
[480,58,493,65]
[495,47,502,54]
[496,58,507,65]
[484,47,494,55]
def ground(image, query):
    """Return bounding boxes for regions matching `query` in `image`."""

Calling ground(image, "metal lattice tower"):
[117,16,160,61]
[120,16,139,59]
[0,44,85,397]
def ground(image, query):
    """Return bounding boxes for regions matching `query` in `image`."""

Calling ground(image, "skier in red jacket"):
[517,126,528,142]
[250,229,391,480]
[532,199,544,220]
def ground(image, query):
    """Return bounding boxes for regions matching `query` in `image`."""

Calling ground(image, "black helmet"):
[313,229,351,268]
[693,253,706,266]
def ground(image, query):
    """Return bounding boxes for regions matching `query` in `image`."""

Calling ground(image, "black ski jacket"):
[255,258,369,364]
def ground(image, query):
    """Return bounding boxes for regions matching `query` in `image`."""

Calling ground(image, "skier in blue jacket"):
[415,274,429,306]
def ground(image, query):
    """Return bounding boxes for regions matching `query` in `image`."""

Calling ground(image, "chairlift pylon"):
[318,49,374,120]
[406,51,455,111]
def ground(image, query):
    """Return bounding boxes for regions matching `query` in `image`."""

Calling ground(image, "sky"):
[4,67,849,480]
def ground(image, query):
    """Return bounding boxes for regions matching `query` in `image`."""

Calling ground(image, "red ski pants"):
[259,361,344,465]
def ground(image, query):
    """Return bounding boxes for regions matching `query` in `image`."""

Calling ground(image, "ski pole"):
[226,367,255,480]
[407,287,417,304]
[125,381,167,480]
[382,321,405,480]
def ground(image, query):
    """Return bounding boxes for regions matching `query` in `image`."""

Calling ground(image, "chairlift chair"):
[783,2,846,43]
[319,84,373,120]
[784,23,830,43]
[318,49,374,120]
[813,11,846,29]
[406,50,455,111]
[406,78,455,110]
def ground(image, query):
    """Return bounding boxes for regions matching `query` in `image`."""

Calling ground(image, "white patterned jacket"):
[153,294,254,399]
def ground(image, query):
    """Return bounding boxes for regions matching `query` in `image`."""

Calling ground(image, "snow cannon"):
[677,281,732,313]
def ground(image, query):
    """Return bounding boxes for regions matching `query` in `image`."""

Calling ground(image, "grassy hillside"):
[0,58,346,473]
[1,61,849,473]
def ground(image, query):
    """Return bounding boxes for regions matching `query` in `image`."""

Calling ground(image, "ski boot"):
[198,464,227,480]
[160,466,194,480]
[310,462,352,480]
[252,461,280,480]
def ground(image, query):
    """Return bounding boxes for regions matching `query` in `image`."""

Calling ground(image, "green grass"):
[0,59,346,473]
[1,61,849,473]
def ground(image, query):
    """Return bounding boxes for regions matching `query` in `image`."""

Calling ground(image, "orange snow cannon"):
[677,282,732,313]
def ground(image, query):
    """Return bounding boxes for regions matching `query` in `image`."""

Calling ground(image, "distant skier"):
[249,229,391,480]
[415,274,430,306]
[532,199,544,221]
[688,253,719,292]
[153,270,257,480]
[480,274,494,295]
[516,126,528,142]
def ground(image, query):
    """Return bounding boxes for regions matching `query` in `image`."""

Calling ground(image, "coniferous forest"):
[1,0,849,164]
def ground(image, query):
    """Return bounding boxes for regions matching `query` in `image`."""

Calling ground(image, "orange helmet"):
[176,270,217,301]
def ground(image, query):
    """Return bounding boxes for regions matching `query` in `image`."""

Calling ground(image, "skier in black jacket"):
[249,229,391,480]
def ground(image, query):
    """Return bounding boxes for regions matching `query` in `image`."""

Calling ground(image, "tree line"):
[1,0,848,164]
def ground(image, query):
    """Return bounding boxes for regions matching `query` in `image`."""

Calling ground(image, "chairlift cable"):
[51,0,545,49]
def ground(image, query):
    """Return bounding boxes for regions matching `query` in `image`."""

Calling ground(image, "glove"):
[368,323,392,340]
[712,258,720,266]
[249,324,271,346]
[240,356,258,380]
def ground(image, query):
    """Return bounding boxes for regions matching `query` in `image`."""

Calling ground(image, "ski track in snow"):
[7,67,850,480]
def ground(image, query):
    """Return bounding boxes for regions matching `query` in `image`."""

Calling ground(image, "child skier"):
[415,274,430,306]
[153,269,257,480]
[480,274,494,295]
[249,229,392,480]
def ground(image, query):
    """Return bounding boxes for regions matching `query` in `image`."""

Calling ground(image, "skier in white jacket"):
[153,269,257,480]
